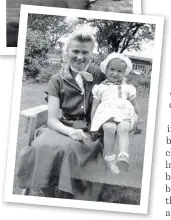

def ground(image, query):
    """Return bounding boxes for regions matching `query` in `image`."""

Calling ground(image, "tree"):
[24,14,78,79]
[24,15,155,81]
[82,19,155,54]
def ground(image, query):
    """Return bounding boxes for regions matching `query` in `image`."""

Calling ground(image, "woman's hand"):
[47,96,88,142]
[68,129,88,143]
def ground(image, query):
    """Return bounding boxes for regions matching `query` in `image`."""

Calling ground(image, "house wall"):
[130,58,152,76]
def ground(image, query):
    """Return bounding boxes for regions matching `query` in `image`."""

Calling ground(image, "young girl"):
[91,52,141,174]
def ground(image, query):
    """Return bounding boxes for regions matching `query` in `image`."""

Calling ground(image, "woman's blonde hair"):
[62,31,97,63]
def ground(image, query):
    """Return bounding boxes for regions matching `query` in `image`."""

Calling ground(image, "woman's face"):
[106,58,127,83]
[67,39,93,72]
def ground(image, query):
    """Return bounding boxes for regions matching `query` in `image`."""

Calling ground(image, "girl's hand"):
[134,122,142,134]
[68,129,88,143]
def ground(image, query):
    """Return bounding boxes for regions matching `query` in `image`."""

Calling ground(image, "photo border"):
[0,0,141,55]
[4,5,164,214]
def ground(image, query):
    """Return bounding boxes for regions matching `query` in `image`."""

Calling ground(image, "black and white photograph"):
[4,5,163,214]
[0,0,141,55]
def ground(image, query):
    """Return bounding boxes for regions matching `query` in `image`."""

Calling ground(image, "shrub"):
[124,72,151,98]
[137,77,151,89]
[35,63,62,83]
[24,28,51,79]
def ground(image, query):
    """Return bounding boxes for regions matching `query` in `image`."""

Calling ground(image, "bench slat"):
[21,105,48,118]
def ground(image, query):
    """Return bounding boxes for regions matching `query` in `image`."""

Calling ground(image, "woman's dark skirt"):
[16,127,102,196]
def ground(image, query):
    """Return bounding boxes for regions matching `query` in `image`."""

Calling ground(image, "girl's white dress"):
[91,81,138,132]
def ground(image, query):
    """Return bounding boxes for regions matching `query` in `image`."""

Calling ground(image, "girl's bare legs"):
[116,121,131,172]
[102,121,117,156]
[102,121,120,174]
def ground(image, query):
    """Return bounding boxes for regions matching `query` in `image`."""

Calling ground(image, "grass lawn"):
[13,82,148,205]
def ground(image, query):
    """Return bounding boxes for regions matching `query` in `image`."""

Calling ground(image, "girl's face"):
[106,58,127,83]
[67,39,93,72]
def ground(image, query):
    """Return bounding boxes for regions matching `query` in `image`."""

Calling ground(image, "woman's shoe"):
[55,188,74,199]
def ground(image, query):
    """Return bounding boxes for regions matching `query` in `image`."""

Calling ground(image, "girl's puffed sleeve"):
[92,84,101,101]
[127,84,136,101]
[45,75,60,100]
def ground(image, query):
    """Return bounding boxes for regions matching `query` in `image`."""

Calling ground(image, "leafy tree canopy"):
[24,14,155,80]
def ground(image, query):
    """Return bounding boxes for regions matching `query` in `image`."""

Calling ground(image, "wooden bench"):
[20,105,142,198]
[21,105,48,195]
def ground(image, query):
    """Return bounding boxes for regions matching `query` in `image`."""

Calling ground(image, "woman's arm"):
[47,95,71,135]
[91,98,100,122]
[47,95,87,141]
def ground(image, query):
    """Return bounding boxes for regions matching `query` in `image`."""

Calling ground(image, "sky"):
[124,41,154,59]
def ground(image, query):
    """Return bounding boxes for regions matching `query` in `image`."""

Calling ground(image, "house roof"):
[125,54,153,63]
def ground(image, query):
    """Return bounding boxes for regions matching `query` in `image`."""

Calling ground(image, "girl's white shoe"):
[104,154,120,175]
[116,153,129,173]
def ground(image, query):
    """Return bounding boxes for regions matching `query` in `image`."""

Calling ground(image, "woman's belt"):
[61,115,89,131]
[62,115,87,121]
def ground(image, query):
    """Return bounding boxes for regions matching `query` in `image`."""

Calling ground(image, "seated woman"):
[16,31,105,199]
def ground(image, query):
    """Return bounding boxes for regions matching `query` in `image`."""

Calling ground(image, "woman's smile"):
[75,60,85,64]
[67,39,93,71]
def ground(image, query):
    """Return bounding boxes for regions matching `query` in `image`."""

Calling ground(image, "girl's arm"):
[47,95,87,141]
[130,98,141,122]
[91,98,100,121]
